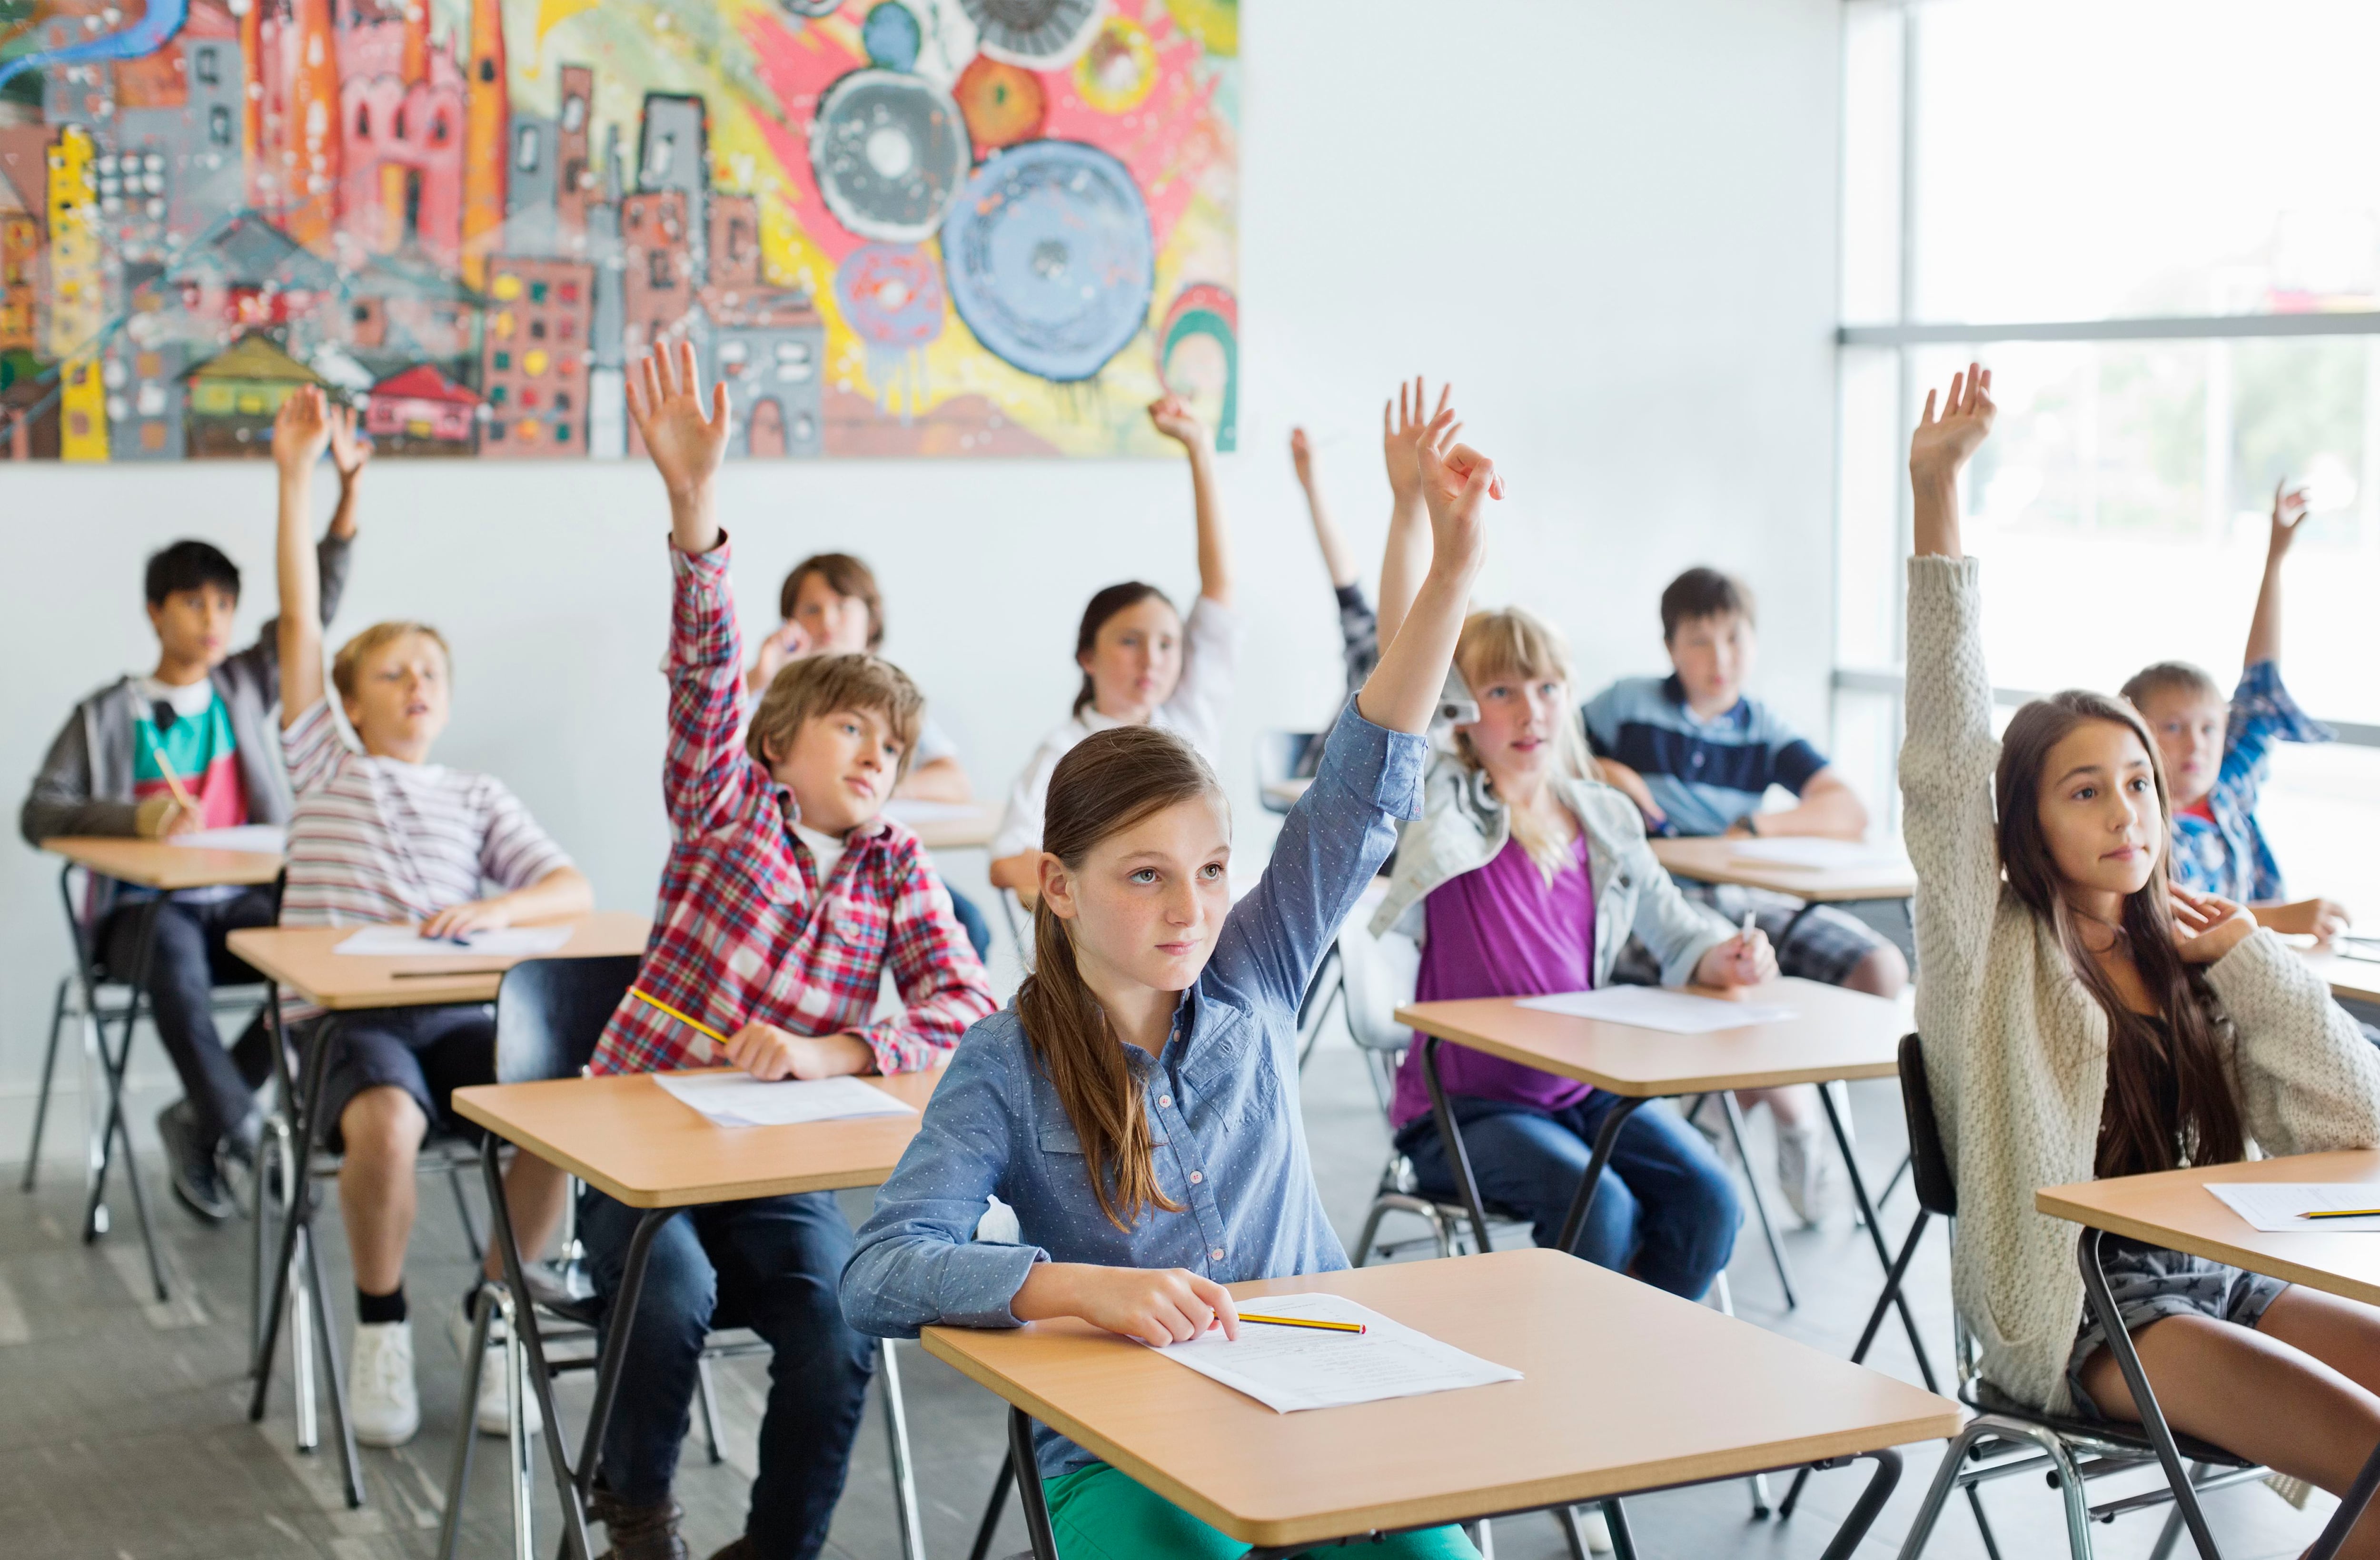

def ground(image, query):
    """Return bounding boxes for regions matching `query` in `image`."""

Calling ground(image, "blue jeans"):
[579,1188,876,1560]
[1399,1094,1740,1299]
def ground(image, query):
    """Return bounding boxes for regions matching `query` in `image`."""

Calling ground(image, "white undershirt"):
[135,675,217,719]
[793,821,845,904]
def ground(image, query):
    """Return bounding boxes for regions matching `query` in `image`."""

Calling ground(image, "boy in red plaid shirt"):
[581,343,996,1560]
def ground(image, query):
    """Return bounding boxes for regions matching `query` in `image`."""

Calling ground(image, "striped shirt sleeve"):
[284,698,350,795]
[476,776,574,891]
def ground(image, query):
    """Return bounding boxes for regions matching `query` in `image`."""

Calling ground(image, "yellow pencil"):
[1237,1313,1366,1334]
[139,725,199,814]
[630,988,731,1052]
[2300,1208,2380,1220]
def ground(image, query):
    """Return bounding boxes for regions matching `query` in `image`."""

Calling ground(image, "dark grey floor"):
[0,1036,2344,1559]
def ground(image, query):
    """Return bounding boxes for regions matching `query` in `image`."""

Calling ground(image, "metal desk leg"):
[1603,1499,1640,1560]
[82,894,169,1301]
[967,1457,1015,1560]
[1420,1037,1495,1255]
[880,1339,926,1560]
[435,1283,497,1560]
[1554,1095,1650,1259]
[1716,1091,1797,1308]
[1779,1205,1934,1519]
[1818,1085,1936,1391]
[1815,1449,1903,1560]
[1009,1407,1061,1560]
[2077,1226,2221,1560]
[250,1006,335,1393]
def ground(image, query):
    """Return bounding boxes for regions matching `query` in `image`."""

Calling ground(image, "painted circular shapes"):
[810,68,972,244]
[941,139,1152,382]
[861,2,923,72]
[778,0,846,17]
[1159,282,1237,451]
[953,55,1046,149]
[956,0,1103,68]
[835,243,947,347]
[1073,15,1156,113]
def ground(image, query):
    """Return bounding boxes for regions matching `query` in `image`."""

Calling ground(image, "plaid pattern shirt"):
[2168,658,2332,904]
[589,538,995,1078]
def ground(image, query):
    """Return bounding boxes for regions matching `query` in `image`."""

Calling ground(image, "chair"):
[1255,729,1323,815]
[1885,1034,2264,1560]
[435,955,929,1560]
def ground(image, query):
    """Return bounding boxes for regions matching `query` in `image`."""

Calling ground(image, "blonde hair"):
[332,621,451,701]
[747,652,924,781]
[1453,606,1602,881]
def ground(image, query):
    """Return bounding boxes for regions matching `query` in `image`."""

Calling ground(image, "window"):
[1837,0,2380,911]
[356,103,370,139]
[515,124,540,172]
[194,47,219,87]
[648,251,673,289]
[208,106,232,146]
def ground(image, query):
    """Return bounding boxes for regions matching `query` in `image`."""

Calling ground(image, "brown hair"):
[1021,724,1221,1229]
[1071,582,1176,718]
[1451,607,1603,880]
[1993,691,2243,1178]
[1660,566,1756,642]
[332,621,451,701]
[2119,660,2222,712]
[780,553,884,652]
[746,652,923,782]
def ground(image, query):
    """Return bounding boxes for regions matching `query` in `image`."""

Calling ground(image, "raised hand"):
[627,341,731,551]
[2169,886,2257,966]
[1147,393,1210,454]
[1414,404,1501,582]
[327,400,372,482]
[1289,426,1316,489]
[1382,375,1449,508]
[1909,362,1995,487]
[271,385,333,474]
[2269,478,2311,562]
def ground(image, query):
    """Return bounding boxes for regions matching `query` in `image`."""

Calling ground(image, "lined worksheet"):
[2207,1183,2380,1233]
[1516,987,1796,1033]
[1150,1292,1521,1414]
[333,925,577,957]
[652,1072,916,1129]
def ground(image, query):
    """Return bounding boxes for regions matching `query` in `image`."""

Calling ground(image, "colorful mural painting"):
[0,0,1239,460]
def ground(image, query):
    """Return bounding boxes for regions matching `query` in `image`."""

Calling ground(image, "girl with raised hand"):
[1904,363,2380,1548]
[843,424,1502,1560]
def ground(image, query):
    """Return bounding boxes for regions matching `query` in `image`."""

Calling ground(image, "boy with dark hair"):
[584,343,996,1560]
[20,424,367,1223]
[1582,565,1908,1225]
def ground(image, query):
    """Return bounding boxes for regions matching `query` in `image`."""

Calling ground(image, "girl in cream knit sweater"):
[1905,364,2380,1544]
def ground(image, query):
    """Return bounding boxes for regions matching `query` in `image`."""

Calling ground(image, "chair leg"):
[22,976,73,1193]
[1603,1500,1639,1560]
[1719,1091,1798,1309]
[880,1340,926,1560]
[449,1162,484,1266]
[1352,1196,1392,1269]
[1555,1503,1590,1560]
[436,1284,496,1560]
[695,1355,727,1466]
[967,1457,1014,1560]
[1894,1415,2093,1560]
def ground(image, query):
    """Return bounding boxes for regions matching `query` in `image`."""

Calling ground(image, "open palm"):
[1382,375,1449,505]
[626,341,730,497]
[1909,363,1994,486]
[1415,405,1499,577]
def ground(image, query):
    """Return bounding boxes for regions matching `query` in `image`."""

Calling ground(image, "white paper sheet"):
[168,824,287,855]
[333,925,576,958]
[1515,986,1797,1033]
[651,1072,918,1129]
[2207,1183,2380,1233]
[1726,837,1907,870]
[882,800,982,823]
[1150,1292,1521,1414]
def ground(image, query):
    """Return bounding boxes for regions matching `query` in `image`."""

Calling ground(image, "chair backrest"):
[494,955,643,1084]
[1898,1032,1957,1219]
[1336,913,1421,1055]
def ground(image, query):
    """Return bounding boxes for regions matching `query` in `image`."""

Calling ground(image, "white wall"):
[0,0,1844,1116]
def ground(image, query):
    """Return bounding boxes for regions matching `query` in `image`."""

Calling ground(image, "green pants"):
[1043,1461,1481,1560]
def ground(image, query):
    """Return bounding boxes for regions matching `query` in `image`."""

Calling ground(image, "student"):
[843,415,1501,1560]
[1582,568,1910,1224]
[987,395,1237,893]
[1905,363,2380,1539]
[1375,602,1768,1301]
[2123,479,2351,942]
[743,549,995,958]
[20,427,364,1223]
[1288,424,1379,701]
[578,345,996,1560]
[270,387,594,1448]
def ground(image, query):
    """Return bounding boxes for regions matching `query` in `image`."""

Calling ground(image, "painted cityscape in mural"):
[0,0,1240,460]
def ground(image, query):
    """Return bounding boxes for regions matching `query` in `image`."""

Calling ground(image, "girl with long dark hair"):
[1905,363,2380,1548]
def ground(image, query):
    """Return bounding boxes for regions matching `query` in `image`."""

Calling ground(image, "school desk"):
[450,1065,944,1560]
[883,798,1003,852]
[37,835,288,1300]
[2303,944,2380,1007]
[1397,980,1936,1382]
[1650,836,1917,953]
[923,1245,1960,1560]
[228,912,650,1508]
[2038,1150,2380,1560]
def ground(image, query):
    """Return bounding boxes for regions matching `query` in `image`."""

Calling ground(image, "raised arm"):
[1374,376,1447,652]
[1360,405,1494,735]
[273,388,335,727]
[1289,427,1360,588]
[628,341,731,558]
[1149,395,1231,608]
[2244,479,2307,670]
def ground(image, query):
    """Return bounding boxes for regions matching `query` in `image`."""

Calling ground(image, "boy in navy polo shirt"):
[1583,568,1907,1225]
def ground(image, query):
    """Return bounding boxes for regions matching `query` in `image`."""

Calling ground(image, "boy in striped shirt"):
[271,389,594,1449]
[580,345,995,1560]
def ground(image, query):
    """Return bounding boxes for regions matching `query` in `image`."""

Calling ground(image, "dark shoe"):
[590,1489,687,1560]
[156,1102,237,1224]
[220,1106,263,1167]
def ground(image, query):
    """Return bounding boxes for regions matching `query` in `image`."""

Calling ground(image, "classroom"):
[6,0,2380,1557]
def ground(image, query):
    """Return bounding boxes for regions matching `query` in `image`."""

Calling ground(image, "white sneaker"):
[1776,1124,1839,1228]
[1579,1504,1615,1553]
[449,1296,544,1438]
[348,1320,421,1447]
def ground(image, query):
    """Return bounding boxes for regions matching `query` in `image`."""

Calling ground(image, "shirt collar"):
[1661,673,1748,730]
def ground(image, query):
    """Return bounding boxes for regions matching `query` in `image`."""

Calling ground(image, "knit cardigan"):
[1902,554,2380,1413]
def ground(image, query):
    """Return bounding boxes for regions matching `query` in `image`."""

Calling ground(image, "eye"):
[1129,868,1159,884]
[1199,862,1225,880]
[2073,784,2097,801]
[2129,776,2153,793]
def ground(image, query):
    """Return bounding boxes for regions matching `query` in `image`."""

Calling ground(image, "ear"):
[1038,854,1078,923]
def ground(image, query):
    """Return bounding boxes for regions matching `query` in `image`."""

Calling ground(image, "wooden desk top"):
[226,912,651,1011]
[454,1066,942,1207]
[2039,1151,2380,1308]
[922,1246,1958,1548]
[1651,837,1916,903]
[885,800,1002,852]
[2305,945,2380,1007]
[1398,978,1908,1096]
[42,835,283,891]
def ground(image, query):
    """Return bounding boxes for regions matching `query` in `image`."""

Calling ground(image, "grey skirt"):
[2066,1239,2288,1420]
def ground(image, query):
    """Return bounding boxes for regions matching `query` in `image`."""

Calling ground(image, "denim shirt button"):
[1210,1247,1225,1261]
[1189,1171,1203,1185]
[1158,1095,1172,1109]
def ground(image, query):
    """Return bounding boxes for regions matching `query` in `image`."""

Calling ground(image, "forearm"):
[494,866,594,924]
[1359,562,1472,735]
[1300,481,1359,588]
[2244,555,2284,669]
[1011,1262,1105,1323]
[1186,446,1232,607]
[1912,472,1962,561]
[1753,781,1868,839]
[277,469,324,718]
[327,474,360,540]
[668,477,721,556]
[894,757,971,802]
[1374,494,1429,652]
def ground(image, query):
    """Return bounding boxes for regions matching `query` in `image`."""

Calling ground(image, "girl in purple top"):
[1369,607,1775,1298]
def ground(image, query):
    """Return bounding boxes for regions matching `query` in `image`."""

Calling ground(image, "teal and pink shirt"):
[131,678,248,830]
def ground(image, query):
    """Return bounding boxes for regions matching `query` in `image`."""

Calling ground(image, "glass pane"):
[1910,339,2380,723]
[1910,0,2380,323]
[1839,0,1904,326]
[1829,685,1902,846]
[2259,742,2380,930]
[1836,346,1902,668]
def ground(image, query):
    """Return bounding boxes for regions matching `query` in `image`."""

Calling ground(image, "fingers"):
[1918,388,1937,426]
[1431,381,1451,422]
[677,339,700,404]
[710,380,729,428]
[1190,1274,1240,1341]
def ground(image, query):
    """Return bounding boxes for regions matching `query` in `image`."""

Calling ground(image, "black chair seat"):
[1963,1378,2255,1469]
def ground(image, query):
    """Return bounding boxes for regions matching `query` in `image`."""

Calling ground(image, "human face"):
[2133,686,2226,811]
[1041,794,1232,1005]
[1667,612,1755,718]
[791,573,873,656]
[344,632,452,763]
[146,583,239,680]
[769,707,902,834]
[2035,718,2162,905]
[1080,598,1183,723]
[1457,668,1569,794]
